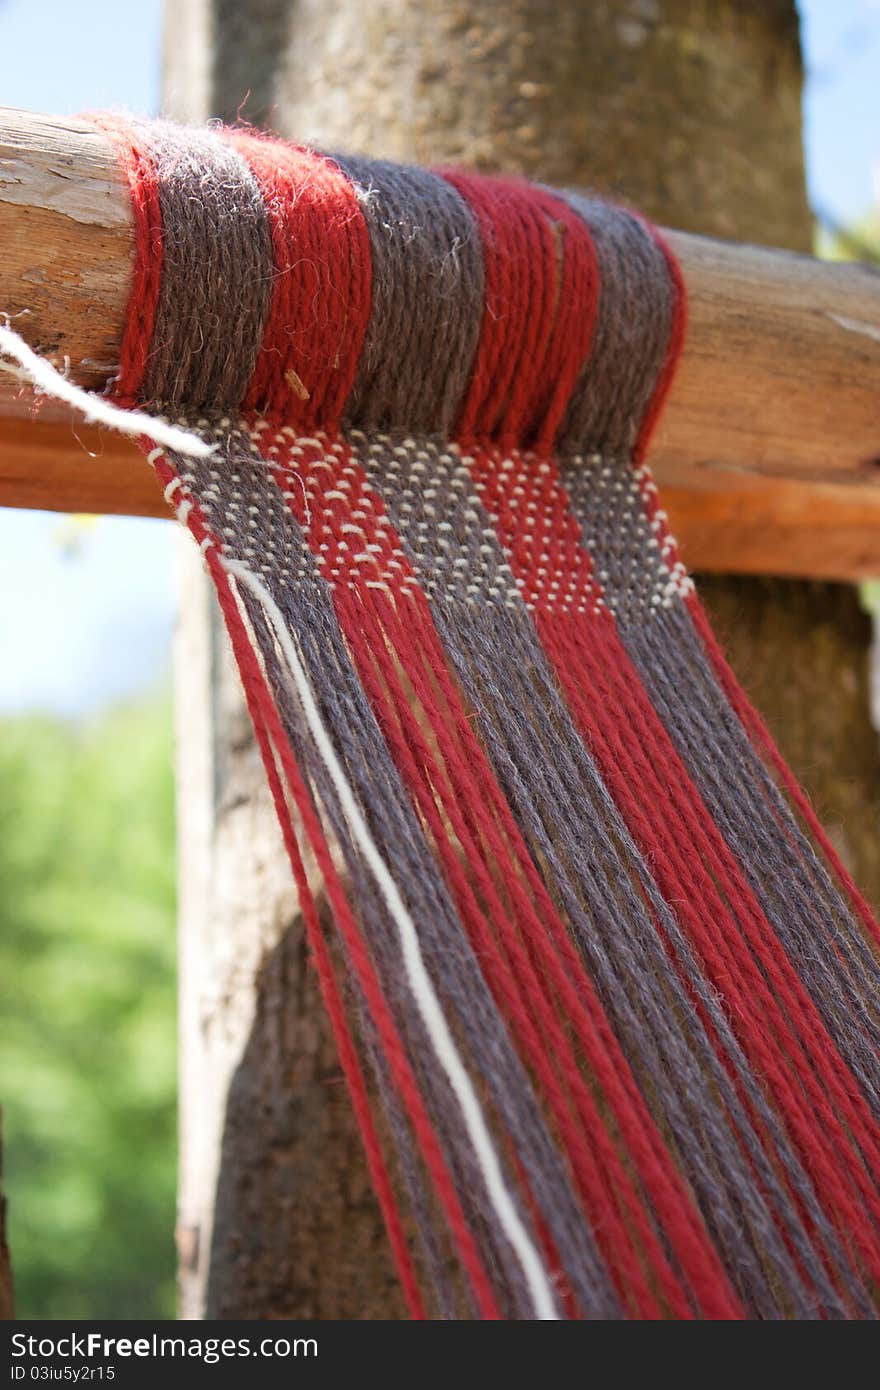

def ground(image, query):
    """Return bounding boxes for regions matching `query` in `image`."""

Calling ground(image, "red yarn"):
[263,424,742,1319]
[548,608,880,1274]
[148,455,427,1318]
[343,590,686,1319]
[441,172,599,450]
[229,132,373,428]
[82,114,164,403]
[104,120,880,1318]
[446,173,880,1270]
[466,435,880,1281]
[213,582,502,1316]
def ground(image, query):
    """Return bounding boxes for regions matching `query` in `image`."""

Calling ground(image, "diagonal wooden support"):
[1,107,880,577]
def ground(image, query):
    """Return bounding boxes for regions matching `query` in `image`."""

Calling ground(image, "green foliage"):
[816,209,880,266]
[0,691,177,1318]
[861,579,880,620]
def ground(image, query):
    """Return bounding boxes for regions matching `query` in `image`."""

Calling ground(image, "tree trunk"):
[168,0,880,1318]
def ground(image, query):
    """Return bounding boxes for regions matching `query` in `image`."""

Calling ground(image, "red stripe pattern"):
[90,114,880,1320]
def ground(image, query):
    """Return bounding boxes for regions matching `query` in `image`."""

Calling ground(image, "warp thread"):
[59,112,880,1320]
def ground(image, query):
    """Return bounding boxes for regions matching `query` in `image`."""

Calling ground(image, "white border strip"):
[222,555,559,1320]
[0,324,215,459]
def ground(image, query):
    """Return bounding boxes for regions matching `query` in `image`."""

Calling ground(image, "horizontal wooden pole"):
[1,107,880,577]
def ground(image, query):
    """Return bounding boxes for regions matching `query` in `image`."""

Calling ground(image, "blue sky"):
[0,0,877,716]
[801,0,880,223]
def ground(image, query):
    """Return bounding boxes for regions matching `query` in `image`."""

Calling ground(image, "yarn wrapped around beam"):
[83,114,880,1319]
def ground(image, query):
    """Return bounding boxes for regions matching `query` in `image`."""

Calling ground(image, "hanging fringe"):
[60,111,880,1320]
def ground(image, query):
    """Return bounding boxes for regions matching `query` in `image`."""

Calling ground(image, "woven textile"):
[90,115,880,1320]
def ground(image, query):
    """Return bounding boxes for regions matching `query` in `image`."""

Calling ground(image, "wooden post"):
[2,107,880,577]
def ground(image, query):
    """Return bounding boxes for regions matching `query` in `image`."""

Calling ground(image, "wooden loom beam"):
[1,107,879,578]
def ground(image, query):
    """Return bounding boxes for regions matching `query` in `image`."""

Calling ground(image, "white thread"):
[221,555,559,1321]
[0,325,215,460]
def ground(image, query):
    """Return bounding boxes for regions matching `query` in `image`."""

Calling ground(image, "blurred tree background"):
[0,691,176,1318]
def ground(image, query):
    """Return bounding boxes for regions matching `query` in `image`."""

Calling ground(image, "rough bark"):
[268,0,811,251]
[169,0,879,1319]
